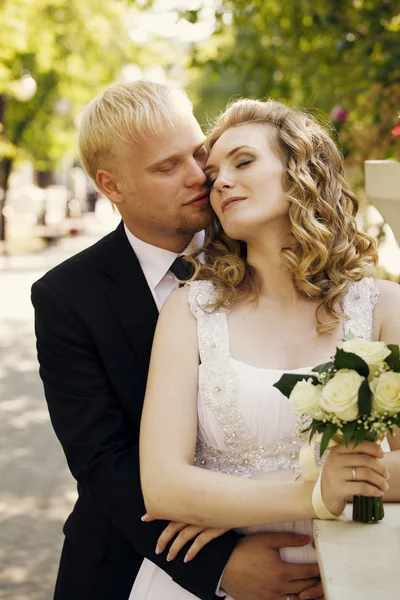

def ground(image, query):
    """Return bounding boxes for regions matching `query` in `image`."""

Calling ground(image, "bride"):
[130,98,400,599]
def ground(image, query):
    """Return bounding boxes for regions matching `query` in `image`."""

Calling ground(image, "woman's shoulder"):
[155,286,198,340]
[159,280,218,323]
[372,279,400,341]
[374,278,400,314]
[159,285,192,317]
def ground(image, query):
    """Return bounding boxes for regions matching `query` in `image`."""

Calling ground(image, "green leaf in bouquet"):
[334,348,369,378]
[354,426,368,448]
[357,378,372,416]
[320,422,338,457]
[391,414,400,428]
[342,332,355,341]
[307,420,321,442]
[342,421,357,446]
[273,373,319,399]
[386,345,400,373]
[311,361,336,374]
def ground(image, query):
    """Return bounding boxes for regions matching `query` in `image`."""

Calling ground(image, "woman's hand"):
[142,514,230,562]
[320,440,390,516]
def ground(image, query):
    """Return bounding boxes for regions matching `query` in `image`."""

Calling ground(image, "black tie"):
[170,256,195,285]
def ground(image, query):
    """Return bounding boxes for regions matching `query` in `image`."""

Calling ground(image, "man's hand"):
[221,532,323,600]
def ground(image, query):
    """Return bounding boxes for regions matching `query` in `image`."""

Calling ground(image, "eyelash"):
[207,159,252,187]
[159,163,177,173]
[159,149,206,173]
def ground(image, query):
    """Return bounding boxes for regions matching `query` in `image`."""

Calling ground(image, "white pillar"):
[365,160,400,245]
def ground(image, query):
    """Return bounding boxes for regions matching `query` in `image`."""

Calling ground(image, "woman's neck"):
[246,236,300,306]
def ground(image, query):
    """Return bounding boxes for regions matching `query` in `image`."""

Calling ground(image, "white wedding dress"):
[129,277,379,600]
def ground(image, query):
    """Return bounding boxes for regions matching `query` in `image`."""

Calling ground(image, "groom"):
[32,81,323,600]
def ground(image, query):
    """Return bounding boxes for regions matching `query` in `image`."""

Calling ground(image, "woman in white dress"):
[131,99,400,599]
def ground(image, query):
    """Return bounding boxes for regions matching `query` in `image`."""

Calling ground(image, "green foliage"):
[342,421,357,445]
[333,348,369,378]
[0,0,142,170]
[320,422,338,456]
[311,361,336,374]
[357,378,372,416]
[386,345,400,372]
[188,0,400,163]
[273,373,319,398]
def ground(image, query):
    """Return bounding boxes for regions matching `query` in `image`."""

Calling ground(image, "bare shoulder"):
[160,285,191,314]
[156,285,196,332]
[374,279,400,342]
[375,278,400,311]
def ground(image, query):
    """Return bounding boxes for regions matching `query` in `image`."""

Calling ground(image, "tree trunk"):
[0,157,13,250]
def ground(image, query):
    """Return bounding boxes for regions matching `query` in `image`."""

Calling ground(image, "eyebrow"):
[205,145,256,173]
[146,141,207,171]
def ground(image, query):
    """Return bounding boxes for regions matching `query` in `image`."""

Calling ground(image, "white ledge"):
[314,503,400,599]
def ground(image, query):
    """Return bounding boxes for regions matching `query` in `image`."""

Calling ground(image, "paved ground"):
[0,215,118,600]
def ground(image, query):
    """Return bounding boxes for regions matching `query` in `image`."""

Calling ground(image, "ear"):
[96,169,123,206]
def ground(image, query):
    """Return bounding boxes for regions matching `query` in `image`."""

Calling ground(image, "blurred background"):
[1,1,399,598]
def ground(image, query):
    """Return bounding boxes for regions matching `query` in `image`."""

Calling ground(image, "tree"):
[187,0,400,166]
[0,0,144,250]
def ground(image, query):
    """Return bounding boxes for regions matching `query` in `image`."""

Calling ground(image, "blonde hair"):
[78,80,193,181]
[190,98,378,335]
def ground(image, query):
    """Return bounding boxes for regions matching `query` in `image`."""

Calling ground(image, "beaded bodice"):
[188,278,379,478]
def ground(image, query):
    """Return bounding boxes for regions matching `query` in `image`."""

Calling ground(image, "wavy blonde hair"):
[189,98,378,335]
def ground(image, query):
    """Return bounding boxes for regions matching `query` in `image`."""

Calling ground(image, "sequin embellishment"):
[187,278,378,478]
[342,278,379,340]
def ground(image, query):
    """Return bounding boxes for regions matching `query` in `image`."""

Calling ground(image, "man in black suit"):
[32,81,323,600]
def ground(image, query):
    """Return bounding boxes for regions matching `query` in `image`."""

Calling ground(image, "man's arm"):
[31,279,241,600]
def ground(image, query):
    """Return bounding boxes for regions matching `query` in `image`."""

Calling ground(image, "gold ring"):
[352,467,357,481]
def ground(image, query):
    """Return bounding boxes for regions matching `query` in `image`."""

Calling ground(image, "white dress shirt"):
[124,224,204,311]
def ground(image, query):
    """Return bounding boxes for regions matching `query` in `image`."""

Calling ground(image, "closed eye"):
[236,160,252,168]
[158,162,178,173]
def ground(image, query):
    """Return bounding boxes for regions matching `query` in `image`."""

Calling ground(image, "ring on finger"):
[352,467,357,481]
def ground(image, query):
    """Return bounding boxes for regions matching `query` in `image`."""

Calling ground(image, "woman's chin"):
[222,222,253,242]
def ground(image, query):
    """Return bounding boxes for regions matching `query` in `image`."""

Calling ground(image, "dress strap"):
[342,277,379,341]
[186,280,230,370]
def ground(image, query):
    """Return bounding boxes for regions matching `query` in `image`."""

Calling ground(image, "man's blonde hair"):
[78,80,193,181]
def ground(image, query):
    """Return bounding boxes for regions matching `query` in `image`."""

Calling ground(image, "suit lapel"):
[100,222,159,376]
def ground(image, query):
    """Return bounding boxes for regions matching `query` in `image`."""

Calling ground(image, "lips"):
[186,192,210,207]
[190,192,209,202]
[221,196,246,212]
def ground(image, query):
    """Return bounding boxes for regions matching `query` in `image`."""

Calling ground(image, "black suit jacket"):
[31,222,241,600]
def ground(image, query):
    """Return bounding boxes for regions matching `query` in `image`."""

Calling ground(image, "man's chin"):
[176,213,213,236]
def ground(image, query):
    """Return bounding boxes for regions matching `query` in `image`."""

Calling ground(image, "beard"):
[174,207,213,236]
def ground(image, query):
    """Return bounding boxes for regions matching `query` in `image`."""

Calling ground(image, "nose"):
[186,157,207,187]
[213,170,235,193]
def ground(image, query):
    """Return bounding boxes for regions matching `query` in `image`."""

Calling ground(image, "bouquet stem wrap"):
[299,430,385,523]
[274,337,400,525]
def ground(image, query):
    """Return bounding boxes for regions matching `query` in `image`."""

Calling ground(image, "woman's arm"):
[140,288,385,529]
[376,279,400,500]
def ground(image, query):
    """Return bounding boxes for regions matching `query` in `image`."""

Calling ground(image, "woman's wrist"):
[312,472,343,519]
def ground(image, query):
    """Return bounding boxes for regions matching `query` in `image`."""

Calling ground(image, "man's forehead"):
[141,132,207,167]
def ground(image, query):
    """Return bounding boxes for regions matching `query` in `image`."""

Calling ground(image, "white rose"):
[370,372,400,416]
[342,338,391,366]
[289,379,324,419]
[320,369,363,421]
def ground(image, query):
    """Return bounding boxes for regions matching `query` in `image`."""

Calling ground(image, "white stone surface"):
[314,503,400,599]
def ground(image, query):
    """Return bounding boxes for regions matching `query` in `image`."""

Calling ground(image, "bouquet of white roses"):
[274,336,400,523]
